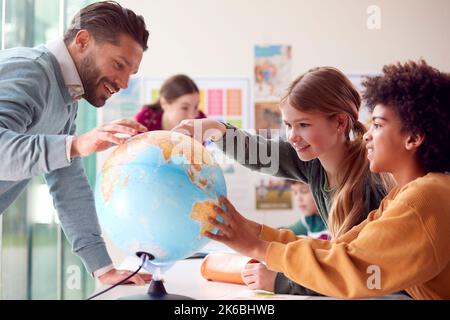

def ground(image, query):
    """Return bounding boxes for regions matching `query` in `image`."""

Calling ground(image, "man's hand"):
[71,119,148,158]
[97,268,152,286]
[242,263,277,292]
[205,196,268,261]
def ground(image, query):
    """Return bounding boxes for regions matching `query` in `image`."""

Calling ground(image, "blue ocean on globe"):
[95,131,227,267]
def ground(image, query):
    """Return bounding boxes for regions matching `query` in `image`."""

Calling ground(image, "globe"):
[94,130,227,267]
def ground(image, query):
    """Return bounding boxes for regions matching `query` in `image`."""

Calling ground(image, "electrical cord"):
[86,252,151,300]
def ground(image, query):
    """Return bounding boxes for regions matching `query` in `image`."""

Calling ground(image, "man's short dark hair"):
[362,60,450,173]
[64,1,149,51]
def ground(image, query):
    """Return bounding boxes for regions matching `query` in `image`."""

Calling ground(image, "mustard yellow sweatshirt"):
[261,173,450,299]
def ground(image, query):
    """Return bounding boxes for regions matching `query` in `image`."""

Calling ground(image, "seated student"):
[204,60,450,299]
[284,180,329,239]
[135,74,206,131]
[242,180,330,292]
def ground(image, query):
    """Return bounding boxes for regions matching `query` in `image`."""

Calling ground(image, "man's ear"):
[405,132,425,151]
[73,30,92,53]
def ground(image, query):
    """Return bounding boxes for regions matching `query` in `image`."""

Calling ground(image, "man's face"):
[79,33,143,107]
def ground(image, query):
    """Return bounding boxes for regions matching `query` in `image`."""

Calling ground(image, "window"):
[0,0,96,300]
[1,0,4,49]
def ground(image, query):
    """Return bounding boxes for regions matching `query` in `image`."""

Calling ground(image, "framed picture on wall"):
[254,45,292,102]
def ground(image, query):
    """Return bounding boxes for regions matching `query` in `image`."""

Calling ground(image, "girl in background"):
[135,74,206,131]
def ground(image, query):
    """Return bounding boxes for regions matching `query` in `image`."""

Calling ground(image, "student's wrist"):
[249,219,262,237]
[252,240,270,262]
[92,264,115,278]
[218,122,226,138]
[210,121,227,141]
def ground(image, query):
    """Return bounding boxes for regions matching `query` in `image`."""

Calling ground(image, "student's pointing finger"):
[213,205,232,224]
[219,196,236,212]
[208,217,232,237]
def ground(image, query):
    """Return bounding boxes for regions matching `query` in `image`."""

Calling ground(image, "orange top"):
[261,173,450,299]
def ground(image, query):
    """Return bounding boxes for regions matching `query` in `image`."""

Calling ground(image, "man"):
[0,1,151,285]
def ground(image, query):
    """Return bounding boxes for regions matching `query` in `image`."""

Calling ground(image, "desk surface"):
[94,259,267,300]
[92,258,411,300]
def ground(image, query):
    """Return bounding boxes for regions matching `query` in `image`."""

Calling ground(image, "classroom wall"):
[105,0,450,265]
[118,0,450,78]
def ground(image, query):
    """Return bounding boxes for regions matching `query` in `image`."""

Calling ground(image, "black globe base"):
[118,279,194,300]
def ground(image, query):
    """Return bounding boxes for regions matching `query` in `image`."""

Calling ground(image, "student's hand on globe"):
[172,119,226,142]
[205,196,269,262]
[70,119,148,158]
[242,263,277,292]
[97,268,152,286]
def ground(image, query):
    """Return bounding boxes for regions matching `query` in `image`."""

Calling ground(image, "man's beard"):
[78,55,105,107]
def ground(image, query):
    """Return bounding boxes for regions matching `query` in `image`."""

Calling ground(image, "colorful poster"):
[207,89,224,115]
[226,118,242,128]
[255,178,293,210]
[199,89,206,113]
[151,89,160,104]
[226,89,242,116]
[254,101,282,132]
[254,45,292,101]
[142,77,252,129]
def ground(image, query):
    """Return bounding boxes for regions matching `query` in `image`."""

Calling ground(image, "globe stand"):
[118,254,194,300]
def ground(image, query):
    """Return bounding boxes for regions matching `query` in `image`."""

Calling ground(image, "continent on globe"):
[95,131,227,266]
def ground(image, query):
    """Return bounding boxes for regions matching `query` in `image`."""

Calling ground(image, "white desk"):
[92,258,411,300]
[94,258,265,300]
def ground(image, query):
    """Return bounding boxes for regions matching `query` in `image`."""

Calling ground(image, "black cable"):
[86,253,151,300]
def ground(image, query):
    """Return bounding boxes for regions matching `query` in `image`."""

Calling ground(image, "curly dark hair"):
[362,60,450,173]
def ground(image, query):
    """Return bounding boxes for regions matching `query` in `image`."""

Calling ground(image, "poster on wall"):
[253,101,291,210]
[254,45,292,102]
[255,177,293,210]
[254,101,284,139]
[97,77,143,124]
[142,77,253,129]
